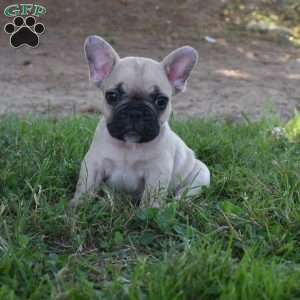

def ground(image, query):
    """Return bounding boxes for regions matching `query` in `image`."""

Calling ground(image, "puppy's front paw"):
[140,201,161,209]
[69,197,80,211]
[140,195,162,208]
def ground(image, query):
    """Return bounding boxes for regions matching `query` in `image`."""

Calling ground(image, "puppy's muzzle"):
[107,102,160,143]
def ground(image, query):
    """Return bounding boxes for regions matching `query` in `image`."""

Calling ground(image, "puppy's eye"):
[155,95,168,110]
[105,91,119,105]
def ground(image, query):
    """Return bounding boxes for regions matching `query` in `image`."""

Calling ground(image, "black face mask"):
[107,101,160,143]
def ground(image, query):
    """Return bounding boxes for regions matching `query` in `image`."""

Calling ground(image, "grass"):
[0,115,300,299]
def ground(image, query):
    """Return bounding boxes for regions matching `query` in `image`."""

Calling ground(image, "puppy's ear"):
[162,46,198,94]
[84,35,120,86]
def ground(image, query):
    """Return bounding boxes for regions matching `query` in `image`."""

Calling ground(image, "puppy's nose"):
[129,110,143,120]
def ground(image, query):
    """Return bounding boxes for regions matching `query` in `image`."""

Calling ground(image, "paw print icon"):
[4,16,45,48]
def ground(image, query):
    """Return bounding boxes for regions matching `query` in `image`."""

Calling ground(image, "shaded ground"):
[0,0,299,120]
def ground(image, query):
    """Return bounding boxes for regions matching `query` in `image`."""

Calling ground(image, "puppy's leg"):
[140,172,171,208]
[177,160,210,199]
[70,152,104,208]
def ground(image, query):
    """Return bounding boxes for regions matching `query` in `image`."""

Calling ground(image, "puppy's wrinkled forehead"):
[103,57,173,96]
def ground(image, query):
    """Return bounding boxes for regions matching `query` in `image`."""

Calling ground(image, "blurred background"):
[0,0,299,121]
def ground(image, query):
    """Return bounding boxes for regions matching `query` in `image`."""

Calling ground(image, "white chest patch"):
[105,161,144,193]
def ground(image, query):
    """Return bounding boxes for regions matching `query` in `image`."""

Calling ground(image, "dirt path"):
[1,0,299,121]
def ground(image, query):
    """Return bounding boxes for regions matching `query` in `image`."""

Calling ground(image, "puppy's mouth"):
[107,102,160,143]
[123,131,141,143]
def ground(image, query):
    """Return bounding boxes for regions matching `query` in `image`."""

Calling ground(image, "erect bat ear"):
[84,35,120,86]
[162,46,198,95]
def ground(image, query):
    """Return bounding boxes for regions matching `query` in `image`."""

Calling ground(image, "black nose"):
[129,110,143,120]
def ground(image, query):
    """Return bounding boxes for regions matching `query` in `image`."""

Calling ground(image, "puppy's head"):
[84,35,198,143]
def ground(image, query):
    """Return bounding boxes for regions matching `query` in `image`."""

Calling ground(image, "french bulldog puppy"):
[70,35,210,208]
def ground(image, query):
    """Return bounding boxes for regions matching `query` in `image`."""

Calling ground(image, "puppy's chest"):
[104,158,144,193]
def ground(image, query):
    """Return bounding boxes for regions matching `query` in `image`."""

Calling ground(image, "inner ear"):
[84,35,120,86]
[162,46,198,94]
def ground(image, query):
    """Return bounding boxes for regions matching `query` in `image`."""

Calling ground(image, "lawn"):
[0,116,300,300]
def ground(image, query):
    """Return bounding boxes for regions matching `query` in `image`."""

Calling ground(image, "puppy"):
[70,35,210,208]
